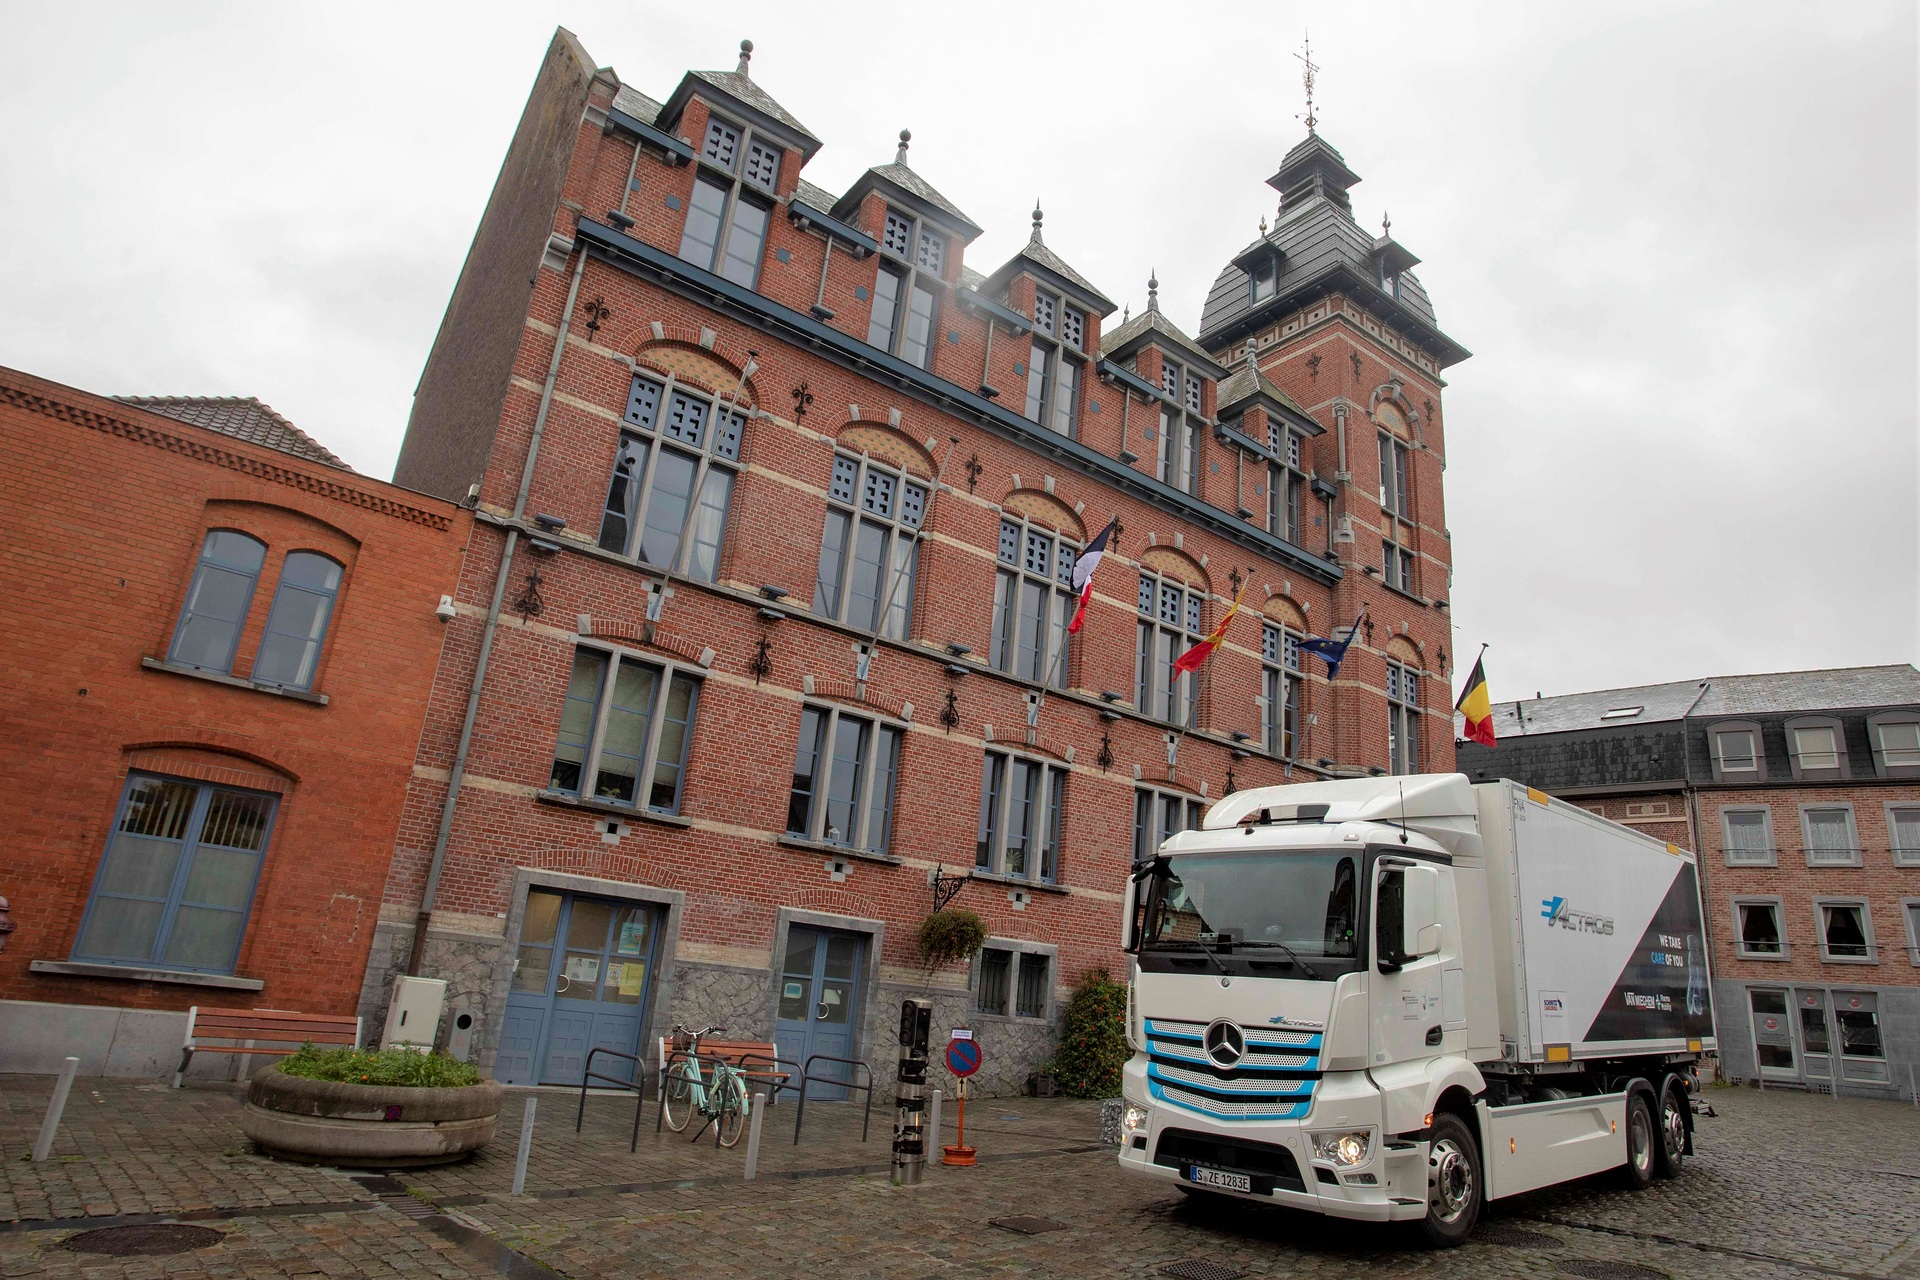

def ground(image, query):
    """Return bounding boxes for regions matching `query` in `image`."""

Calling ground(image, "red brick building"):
[373,29,1470,1093]
[1458,665,1920,1099]
[0,368,469,1076]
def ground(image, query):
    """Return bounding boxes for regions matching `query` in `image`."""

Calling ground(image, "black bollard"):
[891,997,933,1186]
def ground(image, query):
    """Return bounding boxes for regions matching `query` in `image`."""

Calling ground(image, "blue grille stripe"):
[1148,1079,1310,1122]
[1148,1064,1315,1097]
[1147,1043,1321,1073]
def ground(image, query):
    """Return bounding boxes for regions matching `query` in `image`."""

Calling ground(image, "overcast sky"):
[2,1,1914,701]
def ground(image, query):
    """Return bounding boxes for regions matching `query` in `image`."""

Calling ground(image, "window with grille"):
[548,649,701,814]
[597,373,744,582]
[868,207,940,369]
[677,146,774,289]
[786,705,902,853]
[990,518,1077,687]
[882,209,912,256]
[1061,305,1085,350]
[702,119,740,168]
[1387,661,1419,775]
[1136,573,1203,724]
[976,946,1051,1018]
[1802,806,1859,866]
[1032,291,1056,334]
[72,774,277,975]
[1263,623,1303,757]
[976,751,1065,882]
[1721,808,1774,866]
[1023,292,1081,436]
[813,453,925,639]
[1133,788,1204,865]
[742,138,780,191]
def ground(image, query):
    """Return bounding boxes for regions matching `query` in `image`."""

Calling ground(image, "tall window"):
[1382,538,1416,594]
[1734,899,1785,958]
[1136,572,1203,724]
[73,775,275,974]
[1378,432,1411,519]
[990,518,1077,687]
[1156,361,1203,496]
[977,945,1051,1018]
[976,751,1065,883]
[1801,806,1859,867]
[548,649,701,814]
[170,531,266,675]
[597,373,743,582]
[677,114,778,288]
[1890,804,1920,867]
[1134,787,1204,864]
[1387,660,1420,775]
[1721,808,1775,866]
[1263,622,1303,758]
[253,552,342,690]
[1250,260,1276,302]
[813,453,925,639]
[1022,289,1084,436]
[786,706,902,854]
[867,206,942,369]
[1269,424,1304,544]
[1817,900,1872,961]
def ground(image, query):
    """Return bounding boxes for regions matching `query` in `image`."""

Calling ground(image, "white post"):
[930,1088,943,1153]
[1909,1063,1916,1109]
[32,1057,81,1162]
[743,1091,766,1180]
[511,1096,536,1196]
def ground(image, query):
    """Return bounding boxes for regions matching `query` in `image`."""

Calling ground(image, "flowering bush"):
[1047,968,1129,1098]
[278,1043,479,1088]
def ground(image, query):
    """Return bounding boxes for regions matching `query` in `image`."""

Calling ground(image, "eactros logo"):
[1541,896,1615,936]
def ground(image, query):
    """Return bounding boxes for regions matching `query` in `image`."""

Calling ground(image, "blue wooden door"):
[498,890,660,1086]
[774,927,864,1100]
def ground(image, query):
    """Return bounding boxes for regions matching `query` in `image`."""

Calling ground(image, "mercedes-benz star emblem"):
[1203,1019,1245,1068]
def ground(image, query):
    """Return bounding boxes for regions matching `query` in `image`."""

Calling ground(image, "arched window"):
[597,372,745,582]
[170,530,267,675]
[989,515,1078,688]
[253,552,342,691]
[812,452,925,638]
[1136,570,1203,724]
[1262,621,1304,758]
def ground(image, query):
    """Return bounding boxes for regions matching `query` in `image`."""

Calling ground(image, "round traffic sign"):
[945,1037,982,1077]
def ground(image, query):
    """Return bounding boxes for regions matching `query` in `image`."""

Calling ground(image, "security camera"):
[435,595,457,623]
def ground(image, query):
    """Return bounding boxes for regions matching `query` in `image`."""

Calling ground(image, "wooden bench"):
[657,1035,792,1105]
[174,1006,362,1087]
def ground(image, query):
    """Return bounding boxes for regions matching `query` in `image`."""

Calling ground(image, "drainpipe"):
[407,247,589,976]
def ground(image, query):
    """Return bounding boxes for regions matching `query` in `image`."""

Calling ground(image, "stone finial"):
[1383,210,1392,237]
[1030,200,1044,244]
[1245,337,1259,368]
[895,129,911,165]
[1259,214,1268,237]
[1147,271,1160,314]
[1123,303,1130,323]
[736,39,753,75]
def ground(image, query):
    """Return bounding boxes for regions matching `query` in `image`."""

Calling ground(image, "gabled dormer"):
[1099,278,1228,496]
[1371,219,1421,303]
[976,205,1115,438]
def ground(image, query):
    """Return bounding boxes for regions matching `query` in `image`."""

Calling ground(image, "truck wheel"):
[1653,1082,1686,1179]
[1619,1091,1655,1190]
[1419,1113,1481,1249]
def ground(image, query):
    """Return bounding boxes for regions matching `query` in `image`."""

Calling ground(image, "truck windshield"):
[1141,850,1361,962]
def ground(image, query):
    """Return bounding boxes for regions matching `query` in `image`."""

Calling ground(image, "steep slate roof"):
[686,68,817,146]
[612,84,663,124]
[836,161,981,238]
[1099,306,1223,375]
[794,178,837,210]
[1216,357,1315,423]
[115,396,350,470]
[978,218,1117,317]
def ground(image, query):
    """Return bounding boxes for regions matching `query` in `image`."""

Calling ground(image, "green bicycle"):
[660,1023,749,1146]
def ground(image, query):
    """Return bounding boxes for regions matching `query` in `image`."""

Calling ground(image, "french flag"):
[1066,517,1117,635]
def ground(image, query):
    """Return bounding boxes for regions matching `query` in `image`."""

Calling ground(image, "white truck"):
[1116,773,1716,1247]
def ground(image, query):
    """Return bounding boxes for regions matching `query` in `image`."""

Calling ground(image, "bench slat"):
[190,1016,358,1035]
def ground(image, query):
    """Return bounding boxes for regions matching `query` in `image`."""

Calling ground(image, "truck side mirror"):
[1403,864,1442,959]
[1121,876,1139,953]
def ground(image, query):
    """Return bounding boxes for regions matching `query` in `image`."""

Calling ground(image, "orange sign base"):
[941,1081,976,1165]
[941,1144,977,1166]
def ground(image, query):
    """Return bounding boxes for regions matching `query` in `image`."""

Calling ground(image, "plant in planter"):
[239,1044,503,1168]
[914,909,987,977]
[1046,968,1129,1098]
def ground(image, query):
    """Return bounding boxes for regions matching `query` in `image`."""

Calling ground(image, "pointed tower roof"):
[977,202,1117,317]
[1266,132,1360,215]
[830,129,981,241]
[657,40,822,160]
[1100,274,1227,376]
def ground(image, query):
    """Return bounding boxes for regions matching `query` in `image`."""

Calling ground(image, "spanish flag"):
[1172,585,1246,675]
[1455,652,1496,747]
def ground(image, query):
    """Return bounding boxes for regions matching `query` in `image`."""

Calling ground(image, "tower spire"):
[1295,32,1320,134]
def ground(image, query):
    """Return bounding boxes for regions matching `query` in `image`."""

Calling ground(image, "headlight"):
[1310,1129,1372,1166]
[1122,1102,1151,1134]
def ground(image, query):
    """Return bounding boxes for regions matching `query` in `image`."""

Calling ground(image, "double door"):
[498,890,661,1086]
[774,926,864,1100]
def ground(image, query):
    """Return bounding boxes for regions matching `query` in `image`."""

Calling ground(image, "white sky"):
[2,1,1914,701]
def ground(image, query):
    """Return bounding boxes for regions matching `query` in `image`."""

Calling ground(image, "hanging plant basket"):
[915,909,987,971]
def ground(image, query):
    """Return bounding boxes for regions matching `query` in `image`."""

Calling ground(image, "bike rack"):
[575,1045,649,1153]
[790,1054,875,1146]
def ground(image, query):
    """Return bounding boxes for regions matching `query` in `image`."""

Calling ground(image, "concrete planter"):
[239,1065,503,1168]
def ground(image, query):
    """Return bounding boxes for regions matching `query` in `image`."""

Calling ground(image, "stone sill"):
[141,657,329,705]
[534,789,694,827]
[31,959,265,991]
[775,835,901,866]
[1379,582,1429,608]
[968,869,1068,896]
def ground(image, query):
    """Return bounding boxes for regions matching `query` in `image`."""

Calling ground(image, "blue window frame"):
[253,552,342,690]
[169,531,266,674]
[72,774,277,974]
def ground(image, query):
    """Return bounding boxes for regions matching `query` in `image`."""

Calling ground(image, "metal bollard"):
[929,1088,943,1152]
[511,1096,536,1196]
[891,998,932,1186]
[744,1091,766,1180]
[31,1057,80,1162]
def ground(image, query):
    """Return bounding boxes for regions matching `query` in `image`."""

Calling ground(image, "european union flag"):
[1298,608,1365,679]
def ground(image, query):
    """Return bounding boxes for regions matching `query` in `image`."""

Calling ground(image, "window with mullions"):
[72,774,276,975]
[1387,660,1420,775]
[597,374,743,582]
[786,705,902,854]
[1136,573,1203,724]
[170,530,266,675]
[990,518,1077,687]
[1382,539,1415,593]
[814,453,925,639]
[253,552,342,691]
[1269,425,1304,544]
[868,206,943,369]
[976,946,1051,1019]
[548,649,700,814]
[1155,362,1203,496]
[677,114,778,288]
[1262,623,1303,758]
[1133,787,1204,865]
[1022,289,1084,437]
[1378,432,1411,519]
[976,751,1065,882]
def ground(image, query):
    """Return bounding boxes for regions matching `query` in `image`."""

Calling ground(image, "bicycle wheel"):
[714,1071,747,1148]
[662,1063,693,1132]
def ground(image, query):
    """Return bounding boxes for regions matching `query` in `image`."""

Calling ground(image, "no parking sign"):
[945,1035,981,1077]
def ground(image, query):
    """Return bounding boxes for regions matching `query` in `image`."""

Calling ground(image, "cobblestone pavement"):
[3,1075,1916,1279]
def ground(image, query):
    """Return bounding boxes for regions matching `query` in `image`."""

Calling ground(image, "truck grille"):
[1143,1018,1320,1122]
[1154,1127,1305,1192]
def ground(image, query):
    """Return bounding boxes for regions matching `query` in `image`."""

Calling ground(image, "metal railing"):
[1801,846,1864,867]
[790,1054,875,1146]
[575,1045,649,1152]
[1819,942,1879,962]
[1717,846,1780,866]
[1736,941,1792,960]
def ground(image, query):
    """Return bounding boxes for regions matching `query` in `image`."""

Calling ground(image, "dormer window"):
[1033,292,1056,335]
[1060,306,1085,351]
[915,228,944,273]
[743,139,780,191]
[869,205,943,370]
[702,119,740,168]
[1379,260,1400,299]
[1155,360,1202,496]
[1251,261,1276,302]
[679,111,777,289]
[1023,287,1081,437]
[882,209,913,256]
[1184,372,1202,414]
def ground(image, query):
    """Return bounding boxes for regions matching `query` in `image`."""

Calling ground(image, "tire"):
[1418,1113,1482,1249]
[1653,1082,1686,1180]
[714,1073,746,1148]
[662,1067,693,1133]
[1618,1090,1655,1190]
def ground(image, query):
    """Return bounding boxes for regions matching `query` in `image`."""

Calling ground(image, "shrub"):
[278,1043,480,1089]
[914,909,987,972]
[1047,968,1129,1098]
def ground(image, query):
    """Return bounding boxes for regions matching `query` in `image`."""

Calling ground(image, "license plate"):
[1188,1165,1251,1193]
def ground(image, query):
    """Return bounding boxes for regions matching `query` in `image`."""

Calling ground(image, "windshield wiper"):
[1233,940,1322,979]
[1149,937,1231,979]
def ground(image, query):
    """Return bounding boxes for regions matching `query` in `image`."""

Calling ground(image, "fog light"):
[1122,1102,1151,1135]
[1310,1129,1372,1166]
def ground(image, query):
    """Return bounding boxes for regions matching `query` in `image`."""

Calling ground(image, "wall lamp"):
[533,513,567,532]
[945,641,973,657]
[760,585,791,601]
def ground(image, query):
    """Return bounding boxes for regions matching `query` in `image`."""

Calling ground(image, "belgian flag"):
[1455,652,1496,747]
